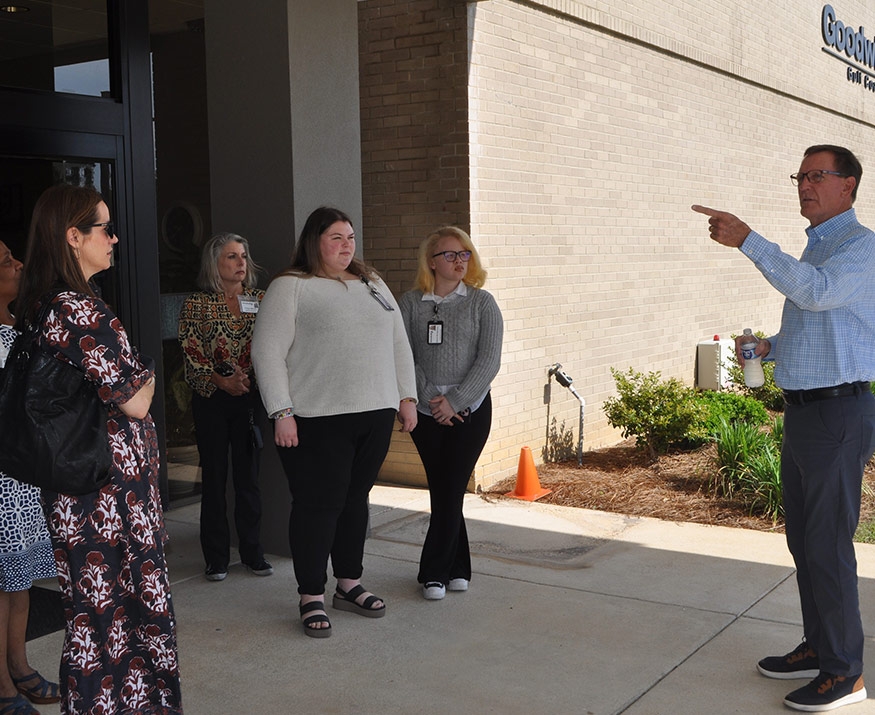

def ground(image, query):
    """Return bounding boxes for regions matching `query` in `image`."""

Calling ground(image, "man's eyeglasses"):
[78,221,114,237]
[790,170,848,186]
[432,250,472,262]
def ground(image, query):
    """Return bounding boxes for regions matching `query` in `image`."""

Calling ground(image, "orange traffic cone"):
[506,446,551,501]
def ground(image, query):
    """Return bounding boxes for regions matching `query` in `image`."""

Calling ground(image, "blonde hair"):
[413,226,487,293]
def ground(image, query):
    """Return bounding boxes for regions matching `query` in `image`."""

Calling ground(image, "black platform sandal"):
[299,600,332,638]
[333,584,386,618]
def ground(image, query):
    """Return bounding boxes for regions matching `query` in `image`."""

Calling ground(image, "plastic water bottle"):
[740,328,764,388]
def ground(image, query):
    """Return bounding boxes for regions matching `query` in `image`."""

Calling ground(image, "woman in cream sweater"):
[252,206,417,638]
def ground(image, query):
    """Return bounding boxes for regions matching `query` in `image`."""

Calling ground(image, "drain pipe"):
[548,363,584,466]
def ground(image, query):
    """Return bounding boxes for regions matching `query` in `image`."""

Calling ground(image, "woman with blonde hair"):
[179,232,272,582]
[399,226,503,600]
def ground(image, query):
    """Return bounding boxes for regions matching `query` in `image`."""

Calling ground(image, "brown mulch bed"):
[487,438,875,534]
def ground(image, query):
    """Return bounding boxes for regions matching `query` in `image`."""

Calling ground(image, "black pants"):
[782,389,875,676]
[411,393,492,585]
[276,409,395,596]
[192,390,264,569]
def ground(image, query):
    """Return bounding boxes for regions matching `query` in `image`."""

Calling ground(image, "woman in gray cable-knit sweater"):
[399,227,503,600]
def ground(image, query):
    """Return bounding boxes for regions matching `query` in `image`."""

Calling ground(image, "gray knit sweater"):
[252,275,416,418]
[399,287,503,413]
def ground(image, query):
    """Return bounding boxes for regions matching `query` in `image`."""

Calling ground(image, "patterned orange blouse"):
[178,287,265,398]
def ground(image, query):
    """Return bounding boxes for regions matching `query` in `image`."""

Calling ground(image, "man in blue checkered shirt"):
[693,145,875,713]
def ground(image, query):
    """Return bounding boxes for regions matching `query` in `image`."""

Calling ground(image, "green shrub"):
[603,368,708,461]
[742,440,783,523]
[852,478,875,542]
[855,518,875,544]
[712,416,784,523]
[696,390,769,436]
[712,418,769,499]
[724,331,785,411]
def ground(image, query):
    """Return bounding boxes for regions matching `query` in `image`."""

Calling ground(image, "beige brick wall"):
[362,0,875,490]
[358,0,471,292]
[359,0,472,485]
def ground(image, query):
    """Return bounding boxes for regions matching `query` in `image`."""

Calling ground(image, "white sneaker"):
[422,582,446,600]
[447,578,469,592]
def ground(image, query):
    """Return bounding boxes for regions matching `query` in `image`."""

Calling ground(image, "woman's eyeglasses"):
[432,250,472,262]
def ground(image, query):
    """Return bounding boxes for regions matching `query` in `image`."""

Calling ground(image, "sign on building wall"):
[822,4,875,91]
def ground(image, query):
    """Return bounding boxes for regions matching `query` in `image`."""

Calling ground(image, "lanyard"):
[427,302,443,345]
[360,276,394,311]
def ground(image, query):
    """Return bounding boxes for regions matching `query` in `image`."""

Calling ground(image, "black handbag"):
[0,296,112,495]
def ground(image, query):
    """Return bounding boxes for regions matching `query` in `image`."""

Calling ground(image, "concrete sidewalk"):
[28,485,875,714]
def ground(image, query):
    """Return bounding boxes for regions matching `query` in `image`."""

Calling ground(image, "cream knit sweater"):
[251,275,416,418]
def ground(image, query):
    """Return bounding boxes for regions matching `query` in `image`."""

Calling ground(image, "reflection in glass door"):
[0,0,112,96]
[150,0,209,502]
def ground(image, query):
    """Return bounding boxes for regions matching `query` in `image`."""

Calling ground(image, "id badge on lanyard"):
[427,320,443,345]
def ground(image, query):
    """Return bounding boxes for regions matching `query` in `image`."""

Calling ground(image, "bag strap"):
[21,293,83,376]
[25,293,99,385]
[24,292,62,344]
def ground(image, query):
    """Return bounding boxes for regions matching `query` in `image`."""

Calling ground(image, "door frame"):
[0,0,168,501]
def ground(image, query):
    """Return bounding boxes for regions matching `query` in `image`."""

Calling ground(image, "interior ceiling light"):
[0,5,30,12]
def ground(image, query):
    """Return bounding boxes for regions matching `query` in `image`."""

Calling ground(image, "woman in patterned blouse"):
[178,233,272,582]
[16,184,182,713]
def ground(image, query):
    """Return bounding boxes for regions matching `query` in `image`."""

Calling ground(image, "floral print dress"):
[37,292,182,714]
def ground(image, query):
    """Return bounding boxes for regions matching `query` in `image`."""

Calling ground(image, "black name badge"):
[427,320,443,345]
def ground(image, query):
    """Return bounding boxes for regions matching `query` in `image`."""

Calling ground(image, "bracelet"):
[270,408,294,420]
[401,397,416,403]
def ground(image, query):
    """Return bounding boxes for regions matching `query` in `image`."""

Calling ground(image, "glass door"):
[149,0,208,502]
[0,1,172,505]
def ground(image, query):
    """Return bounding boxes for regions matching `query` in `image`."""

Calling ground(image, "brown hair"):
[274,206,377,282]
[16,184,103,329]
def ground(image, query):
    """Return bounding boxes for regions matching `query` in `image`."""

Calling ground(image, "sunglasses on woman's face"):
[77,221,114,238]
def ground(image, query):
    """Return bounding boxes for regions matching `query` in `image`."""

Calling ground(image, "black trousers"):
[411,393,492,585]
[276,409,395,596]
[782,389,875,676]
[192,390,264,569]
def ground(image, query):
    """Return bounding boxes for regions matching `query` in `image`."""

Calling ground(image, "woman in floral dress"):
[16,185,182,714]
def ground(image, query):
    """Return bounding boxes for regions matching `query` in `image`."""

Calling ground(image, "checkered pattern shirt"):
[740,208,875,390]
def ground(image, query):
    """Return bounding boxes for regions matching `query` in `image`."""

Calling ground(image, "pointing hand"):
[692,205,751,248]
